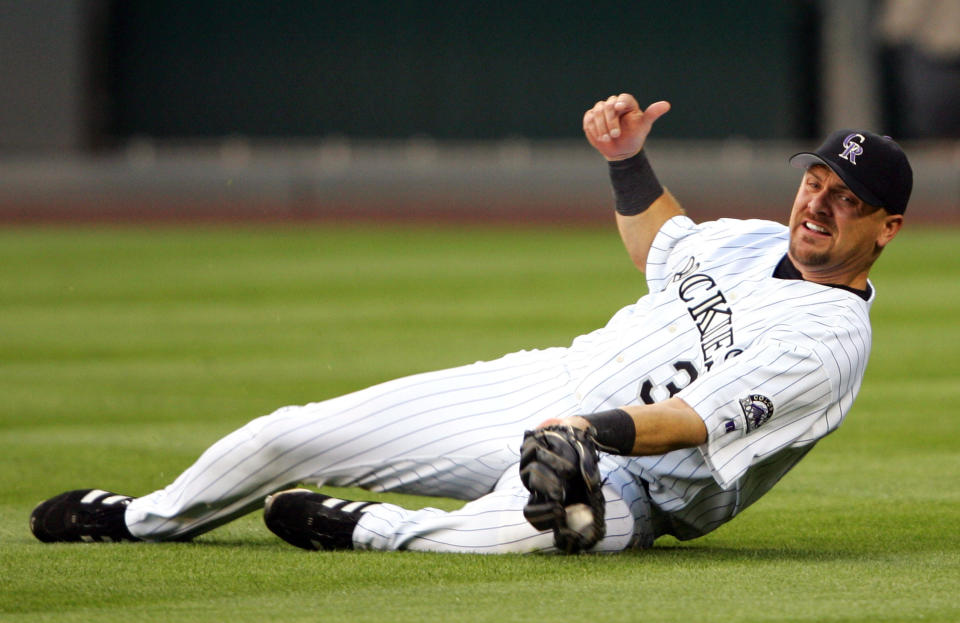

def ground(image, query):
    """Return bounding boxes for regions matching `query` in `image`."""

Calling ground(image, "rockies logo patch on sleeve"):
[739,394,774,432]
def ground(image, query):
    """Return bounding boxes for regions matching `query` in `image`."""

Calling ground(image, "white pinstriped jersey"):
[565,216,873,540]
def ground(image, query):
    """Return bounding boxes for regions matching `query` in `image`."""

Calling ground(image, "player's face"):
[788,165,902,288]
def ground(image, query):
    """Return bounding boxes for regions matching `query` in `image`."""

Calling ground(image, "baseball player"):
[30,93,913,554]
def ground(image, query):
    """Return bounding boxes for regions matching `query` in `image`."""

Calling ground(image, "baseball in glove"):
[518,425,606,553]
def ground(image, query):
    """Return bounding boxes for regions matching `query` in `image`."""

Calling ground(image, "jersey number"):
[638,360,699,405]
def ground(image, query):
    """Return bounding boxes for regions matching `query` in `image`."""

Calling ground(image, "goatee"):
[788,240,830,267]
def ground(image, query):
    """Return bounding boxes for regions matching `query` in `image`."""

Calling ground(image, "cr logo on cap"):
[838,133,865,164]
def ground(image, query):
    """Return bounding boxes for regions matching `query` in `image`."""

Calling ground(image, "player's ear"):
[876,212,903,251]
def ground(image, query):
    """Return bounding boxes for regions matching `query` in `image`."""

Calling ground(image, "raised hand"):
[583,94,671,161]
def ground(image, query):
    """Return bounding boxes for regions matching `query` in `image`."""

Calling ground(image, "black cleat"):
[30,489,139,543]
[264,489,378,551]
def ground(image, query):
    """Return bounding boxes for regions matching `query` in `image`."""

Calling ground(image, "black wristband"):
[608,150,664,216]
[583,408,636,455]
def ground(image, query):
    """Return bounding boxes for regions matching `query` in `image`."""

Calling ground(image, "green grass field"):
[1,223,957,622]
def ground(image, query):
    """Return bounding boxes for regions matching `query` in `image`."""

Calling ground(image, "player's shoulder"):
[659,215,787,244]
[657,216,789,264]
[648,216,788,288]
[765,284,874,359]
[697,217,788,239]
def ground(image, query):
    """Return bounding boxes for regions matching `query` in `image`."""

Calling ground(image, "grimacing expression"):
[787,165,901,286]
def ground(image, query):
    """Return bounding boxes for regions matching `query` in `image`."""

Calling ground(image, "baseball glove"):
[518,425,606,553]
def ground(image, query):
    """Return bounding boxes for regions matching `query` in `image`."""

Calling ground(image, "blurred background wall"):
[1,0,957,222]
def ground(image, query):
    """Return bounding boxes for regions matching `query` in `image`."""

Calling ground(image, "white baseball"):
[564,503,595,535]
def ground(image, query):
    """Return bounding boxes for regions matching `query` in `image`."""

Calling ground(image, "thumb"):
[639,100,671,131]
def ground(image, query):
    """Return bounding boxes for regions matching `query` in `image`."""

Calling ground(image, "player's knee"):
[236,408,307,460]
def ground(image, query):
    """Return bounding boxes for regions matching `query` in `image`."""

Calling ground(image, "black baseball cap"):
[789,129,913,215]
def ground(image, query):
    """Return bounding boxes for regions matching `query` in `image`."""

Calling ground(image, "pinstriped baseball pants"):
[124,347,655,552]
